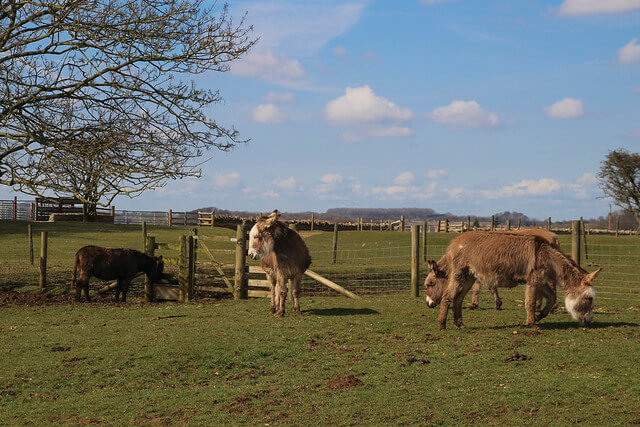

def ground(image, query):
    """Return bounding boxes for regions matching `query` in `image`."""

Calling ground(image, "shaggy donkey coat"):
[72,245,164,302]
[467,228,560,310]
[248,210,311,317]
[426,232,600,330]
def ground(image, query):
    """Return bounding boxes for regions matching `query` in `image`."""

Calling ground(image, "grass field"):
[1,220,640,424]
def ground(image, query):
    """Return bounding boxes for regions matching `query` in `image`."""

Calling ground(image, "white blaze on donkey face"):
[248,223,275,260]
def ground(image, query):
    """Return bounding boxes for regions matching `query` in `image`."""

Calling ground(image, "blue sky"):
[3,0,640,219]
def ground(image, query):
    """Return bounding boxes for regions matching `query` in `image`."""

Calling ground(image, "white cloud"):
[427,100,499,129]
[272,176,299,190]
[481,178,561,199]
[426,169,448,179]
[212,172,241,188]
[332,46,347,56]
[326,86,413,125]
[394,172,414,186]
[618,38,640,65]
[232,49,306,86]
[575,172,598,185]
[239,2,365,57]
[252,104,287,124]
[558,0,640,15]
[371,182,438,200]
[263,91,295,103]
[321,173,343,185]
[342,126,413,142]
[544,98,584,120]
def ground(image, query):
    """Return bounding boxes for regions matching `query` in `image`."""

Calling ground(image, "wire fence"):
[582,241,640,303]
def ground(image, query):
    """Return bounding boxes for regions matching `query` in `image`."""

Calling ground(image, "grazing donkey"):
[466,228,560,310]
[248,210,312,317]
[72,245,164,302]
[425,232,600,330]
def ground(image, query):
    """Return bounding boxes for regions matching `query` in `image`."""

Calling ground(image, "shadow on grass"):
[485,320,639,331]
[303,307,380,316]
[538,320,639,330]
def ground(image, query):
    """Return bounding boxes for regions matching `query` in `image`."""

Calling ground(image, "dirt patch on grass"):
[504,352,532,362]
[326,375,363,390]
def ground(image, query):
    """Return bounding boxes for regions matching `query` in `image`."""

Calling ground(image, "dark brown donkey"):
[72,246,164,302]
[247,210,311,317]
[425,231,600,330]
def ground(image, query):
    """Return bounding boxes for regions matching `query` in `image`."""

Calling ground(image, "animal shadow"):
[303,307,379,316]
[538,320,639,330]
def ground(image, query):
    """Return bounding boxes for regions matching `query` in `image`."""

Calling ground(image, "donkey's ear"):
[265,209,280,226]
[157,255,163,262]
[584,267,602,284]
[427,260,438,273]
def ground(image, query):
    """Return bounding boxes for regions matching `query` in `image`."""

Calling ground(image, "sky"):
[3,0,640,220]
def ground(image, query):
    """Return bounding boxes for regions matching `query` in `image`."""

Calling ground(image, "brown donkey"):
[467,228,560,310]
[426,231,600,330]
[248,210,311,317]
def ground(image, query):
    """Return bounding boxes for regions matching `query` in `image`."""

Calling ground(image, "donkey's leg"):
[75,271,87,301]
[491,287,503,310]
[438,269,466,330]
[524,284,538,327]
[453,275,475,328]
[267,274,277,314]
[291,275,302,316]
[120,279,132,302]
[275,276,287,317]
[535,284,556,322]
[115,279,122,302]
[83,280,91,302]
[467,280,481,310]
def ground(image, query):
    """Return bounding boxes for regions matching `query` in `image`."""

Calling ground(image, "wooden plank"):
[207,249,235,254]
[197,286,230,293]
[199,235,235,242]
[199,240,233,291]
[154,285,179,301]
[248,289,270,298]
[304,269,360,300]
[248,265,265,273]
[248,279,270,287]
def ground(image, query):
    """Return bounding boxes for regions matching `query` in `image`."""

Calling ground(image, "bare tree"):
[598,148,640,228]
[0,0,256,212]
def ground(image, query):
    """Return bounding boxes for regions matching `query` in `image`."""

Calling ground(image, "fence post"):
[571,220,581,267]
[332,223,339,264]
[445,219,449,233]
[188,235,195,299]
[547,217,551,231]
[506,219,511,230]
[400,215,405,232]
[467,216,470,231]
[234,224,248,299]
[39,231,48,290]
[517,217,521,229]
[387,219,391,231]
[581,217,589,260]
[491,215,495,231]
[358,217,362,231]
[141,221,147,251]
[310,213,315,231]
[145,236,155,302]
[13,196,17,220]
[615,216,619,237]
[179,235,189,302]
[110,206,115,218]
[422,221,428,262]
[28,224,34,265]
[191,228,198,289]
[168,209,173,227]
[411,225,420,298]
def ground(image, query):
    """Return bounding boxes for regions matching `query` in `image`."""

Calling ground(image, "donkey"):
[466,228,560,310]
[72,245,164,302]
[425,231,600,330]
[248,210,312,317]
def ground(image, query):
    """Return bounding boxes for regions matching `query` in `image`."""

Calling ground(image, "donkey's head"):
[564,267,601,324]
[148,255,164,284]
[424,259,449,308]
[248,210,281,261]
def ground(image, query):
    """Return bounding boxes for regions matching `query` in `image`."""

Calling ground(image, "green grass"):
[1,221,640,423]
[1,294,639,424]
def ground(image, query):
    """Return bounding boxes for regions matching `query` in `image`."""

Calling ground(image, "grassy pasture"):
[1,220,640,424]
